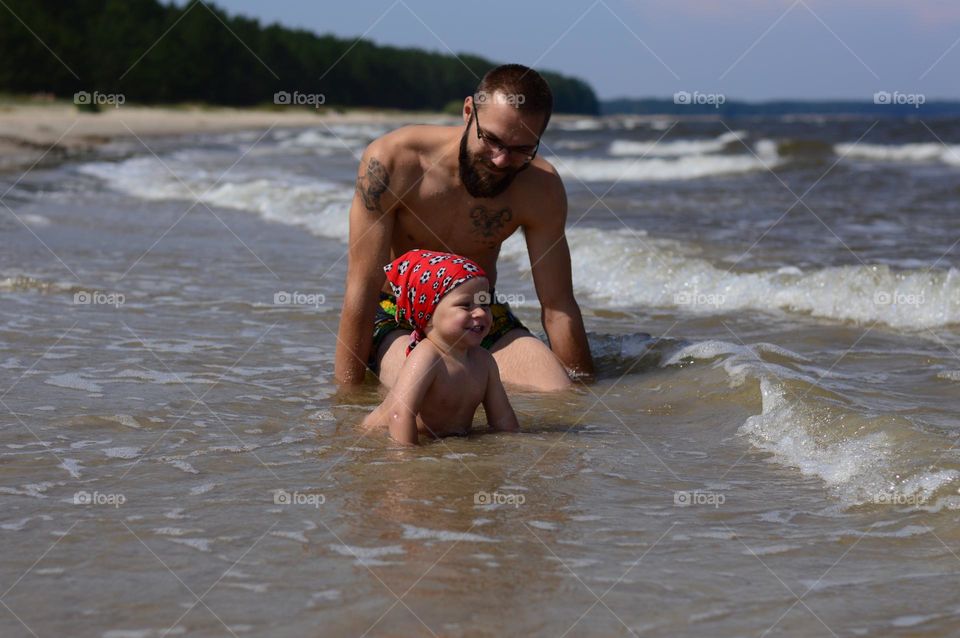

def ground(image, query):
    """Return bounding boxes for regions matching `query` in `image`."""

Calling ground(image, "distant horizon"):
[601,95,960,104]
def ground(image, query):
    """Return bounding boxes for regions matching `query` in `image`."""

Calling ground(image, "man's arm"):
[334,142,398,386]
[523,173,595,379]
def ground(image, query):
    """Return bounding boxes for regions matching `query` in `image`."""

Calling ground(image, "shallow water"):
[2,115,960,636]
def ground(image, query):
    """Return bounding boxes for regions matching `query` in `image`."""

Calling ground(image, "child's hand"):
[389,411,419,445]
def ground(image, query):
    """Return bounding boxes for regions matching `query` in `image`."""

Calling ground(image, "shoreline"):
[0,103,453,173]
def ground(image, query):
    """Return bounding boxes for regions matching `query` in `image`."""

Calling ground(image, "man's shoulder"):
[526,157,563,192]
[511,158,566,222]
[367,124,451,161]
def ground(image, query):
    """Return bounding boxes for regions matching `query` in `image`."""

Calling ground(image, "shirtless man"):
[334,63,594,392]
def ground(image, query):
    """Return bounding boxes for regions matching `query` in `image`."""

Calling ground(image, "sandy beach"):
[0,101,446,172]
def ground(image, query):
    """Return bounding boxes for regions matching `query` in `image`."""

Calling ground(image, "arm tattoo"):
[470,206,513,246]
[356,157,390,212]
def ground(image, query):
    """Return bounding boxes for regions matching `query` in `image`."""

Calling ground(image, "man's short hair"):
[474,64,553,133]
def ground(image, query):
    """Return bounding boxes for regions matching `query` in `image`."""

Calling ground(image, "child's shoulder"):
[406,339,443,364]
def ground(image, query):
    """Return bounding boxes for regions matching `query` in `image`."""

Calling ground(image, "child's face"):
[426,277,492,350]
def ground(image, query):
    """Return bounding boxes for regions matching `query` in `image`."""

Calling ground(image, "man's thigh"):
[490,329,571,391]
[373,330,411,389]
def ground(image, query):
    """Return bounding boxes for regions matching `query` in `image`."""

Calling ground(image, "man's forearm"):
[543,304,594,378]
[334,299,374,385]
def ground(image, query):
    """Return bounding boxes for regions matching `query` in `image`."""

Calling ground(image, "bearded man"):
[334,63,594,392]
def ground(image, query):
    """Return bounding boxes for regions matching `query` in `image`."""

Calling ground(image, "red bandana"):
[383,250,487,355]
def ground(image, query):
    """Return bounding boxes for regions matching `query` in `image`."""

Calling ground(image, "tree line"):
[0,0,599,114]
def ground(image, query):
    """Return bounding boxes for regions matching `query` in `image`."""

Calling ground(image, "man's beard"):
[458,130,526,199]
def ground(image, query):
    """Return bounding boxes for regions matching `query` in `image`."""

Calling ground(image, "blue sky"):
[193,0,960,101]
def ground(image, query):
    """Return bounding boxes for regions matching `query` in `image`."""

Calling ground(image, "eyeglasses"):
[473,108,540,163]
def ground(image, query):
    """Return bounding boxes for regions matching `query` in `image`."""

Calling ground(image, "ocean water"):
[2,114,960,637]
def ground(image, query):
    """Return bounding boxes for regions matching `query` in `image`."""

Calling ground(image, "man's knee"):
[373,330,410,389]
[491,330,572,391]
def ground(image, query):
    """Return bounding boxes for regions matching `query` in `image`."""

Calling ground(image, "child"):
[362,250,519,445]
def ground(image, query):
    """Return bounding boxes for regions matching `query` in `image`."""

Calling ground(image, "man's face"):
[459,100,544,199]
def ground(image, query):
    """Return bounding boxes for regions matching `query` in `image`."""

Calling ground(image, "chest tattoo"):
[470,206,512,245]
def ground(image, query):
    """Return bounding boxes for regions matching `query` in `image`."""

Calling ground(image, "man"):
[334,63,593,392]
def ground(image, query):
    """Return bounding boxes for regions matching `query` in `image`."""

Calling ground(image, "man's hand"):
[334,143,397,386]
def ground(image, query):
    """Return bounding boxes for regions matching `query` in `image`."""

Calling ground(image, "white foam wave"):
[401,524,495,543]
[555,118,604,131]
[552,227,960,330]
[741,378,896,488]
[553,142,777,182]
[103,447,141,459]
[80,152,960,331]
[44,373,103,393]
[608,131,745,157]
[78,157,352,241]
[664,347,960,507]
[276,126,385,153]
[662,340,810,368]
[836,142,960,165]
[330,544,405,559]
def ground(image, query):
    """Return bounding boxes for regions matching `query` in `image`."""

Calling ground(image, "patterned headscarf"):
[383,249,487,355]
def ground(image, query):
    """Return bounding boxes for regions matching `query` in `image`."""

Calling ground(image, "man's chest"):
[394,186,522,252]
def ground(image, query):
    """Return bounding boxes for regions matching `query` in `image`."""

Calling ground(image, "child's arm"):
[482,354,519,433]
[376,344,442,445]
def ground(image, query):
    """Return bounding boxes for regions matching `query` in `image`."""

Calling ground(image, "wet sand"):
[0,102,442,172]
